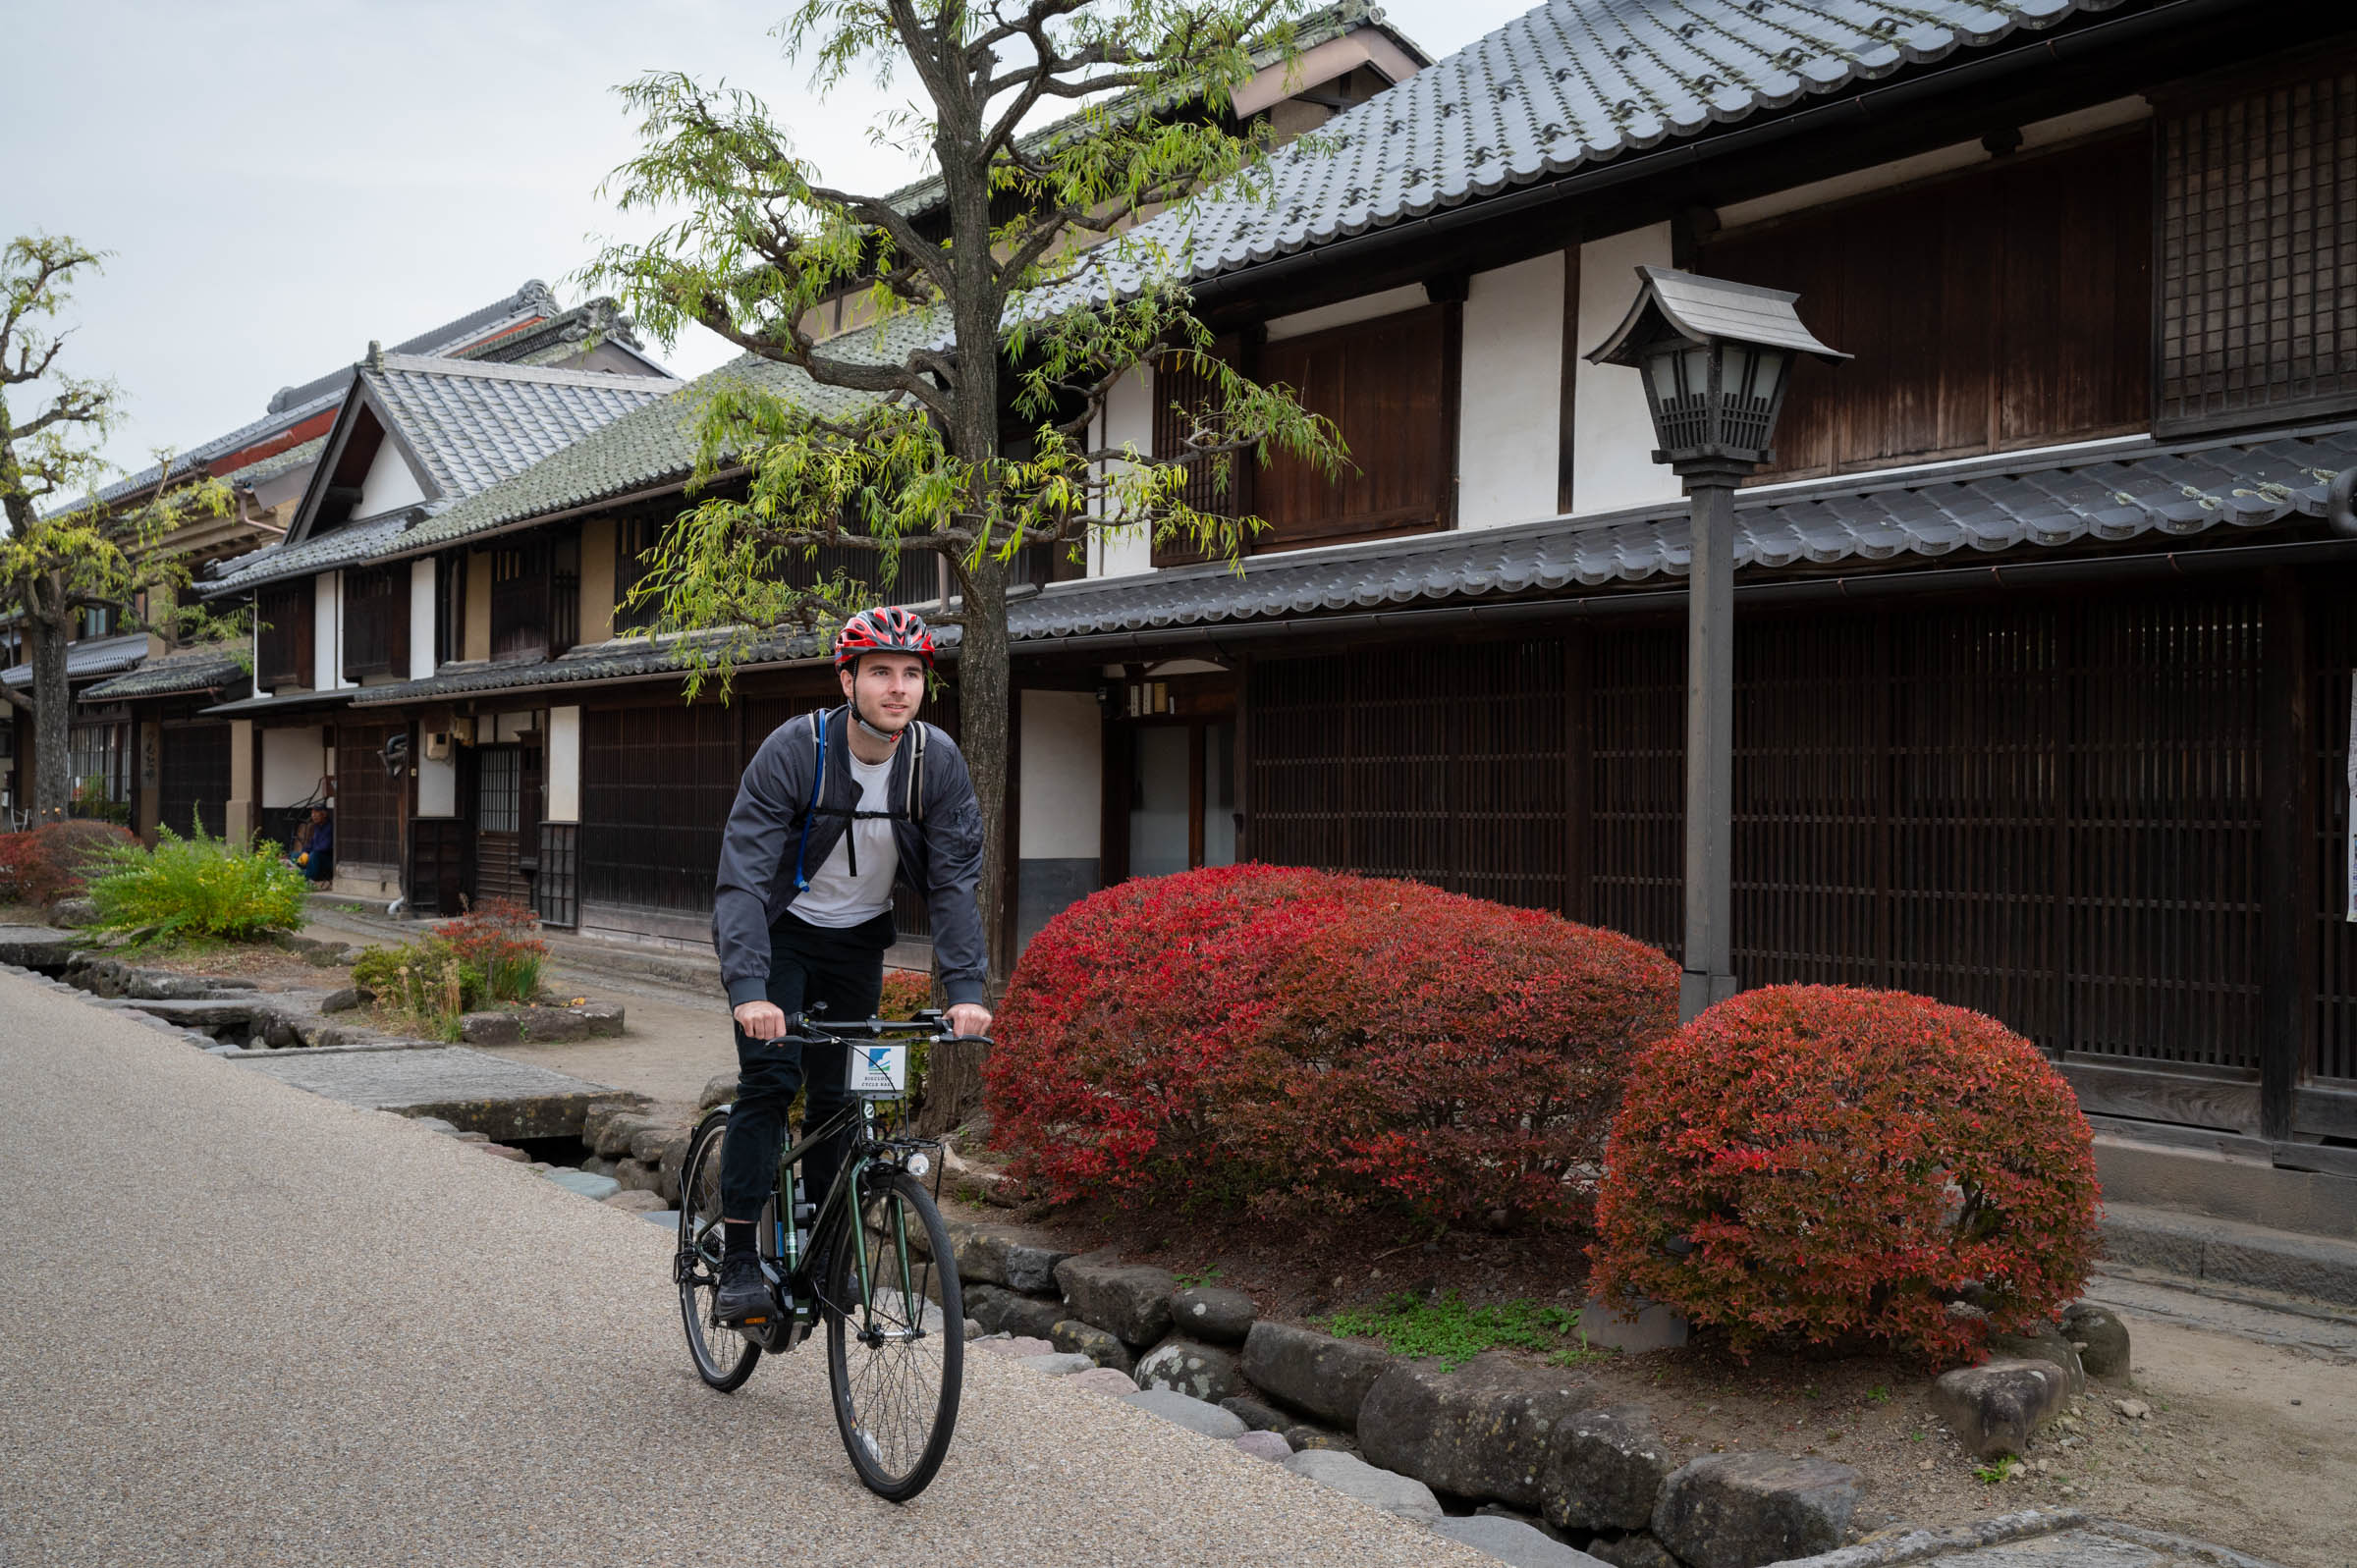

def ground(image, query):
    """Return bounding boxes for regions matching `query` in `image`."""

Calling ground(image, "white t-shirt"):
[794,750,899,928]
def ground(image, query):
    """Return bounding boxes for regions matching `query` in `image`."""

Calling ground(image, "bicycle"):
[673,1007,982,1501]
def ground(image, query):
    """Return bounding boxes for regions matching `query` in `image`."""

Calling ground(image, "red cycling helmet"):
[833,605,937,672]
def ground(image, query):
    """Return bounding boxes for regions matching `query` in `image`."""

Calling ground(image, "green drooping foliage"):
[84,821,309,939]
[0,234,247,821]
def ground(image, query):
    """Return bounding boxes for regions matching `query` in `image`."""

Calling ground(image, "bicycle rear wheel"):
[676,1112,760,1391]
[824,1166,962,1500]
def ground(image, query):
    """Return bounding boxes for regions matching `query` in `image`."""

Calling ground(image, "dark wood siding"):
[334,721,406,867]
[1253,304,1457,550]
[2157,59,2357,435]
[1245,580,2314,1083]
[255,580,315,690]
[1150,341,1245,568]
[1702,132,2153,479]
[341,565,410,681]
[580,703,742,915]
[158,721,231,838]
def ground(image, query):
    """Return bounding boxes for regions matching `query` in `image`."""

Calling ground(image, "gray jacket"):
[712,705,988,1009]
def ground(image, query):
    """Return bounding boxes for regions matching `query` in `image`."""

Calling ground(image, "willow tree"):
[595,0,1341,1123]
[0,235,233,822]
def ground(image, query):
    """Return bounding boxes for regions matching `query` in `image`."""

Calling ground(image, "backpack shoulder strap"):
[905,721,929,826]
[791,707,829,892]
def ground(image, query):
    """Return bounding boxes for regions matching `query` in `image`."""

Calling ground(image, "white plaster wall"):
[356,439,426,518]
[312,571,348,691]
[416,749,458,817]
[547,705,581,823]
[261,726,329,809]
[1263,283,1428,342]
[1019,689,1101,859]
[1092,364,1155,578]
[1457,253,1565,529]
[494,711,536,742]
[1572,223,1683,516]
[408,559,437,679]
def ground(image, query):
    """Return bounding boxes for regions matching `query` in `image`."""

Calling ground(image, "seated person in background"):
[289,807,334,884]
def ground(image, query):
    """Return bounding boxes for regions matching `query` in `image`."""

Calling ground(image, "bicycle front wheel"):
[824,1166,962,1501]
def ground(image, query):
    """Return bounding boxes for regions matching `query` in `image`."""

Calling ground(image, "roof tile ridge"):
[371,353,685,391]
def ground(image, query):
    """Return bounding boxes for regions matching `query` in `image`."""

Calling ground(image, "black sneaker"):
[715,1252,773,1325]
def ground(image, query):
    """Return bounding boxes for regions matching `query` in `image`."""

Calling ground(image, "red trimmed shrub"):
[879,968,933,1020]
[1591,985,2100,1363]
[0,821,137,908]
[985,864,1677,1230]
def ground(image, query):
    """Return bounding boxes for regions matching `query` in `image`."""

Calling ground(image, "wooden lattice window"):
[2157,60,2357,435]
[1252,306,1457,551]
[255,580,315,690]
[490,542,553,662]
[1150,343,1246,568]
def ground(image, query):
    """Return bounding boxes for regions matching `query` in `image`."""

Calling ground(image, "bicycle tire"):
[824,1166,963,1500]
[676,1112,761,1392]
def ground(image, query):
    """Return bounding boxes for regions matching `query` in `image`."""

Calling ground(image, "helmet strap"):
[846,679,904,747]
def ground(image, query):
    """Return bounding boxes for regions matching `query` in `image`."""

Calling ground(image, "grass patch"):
[1324,1291,1603,1370]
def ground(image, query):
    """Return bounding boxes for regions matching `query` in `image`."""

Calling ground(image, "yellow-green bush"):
[87,822,308,939]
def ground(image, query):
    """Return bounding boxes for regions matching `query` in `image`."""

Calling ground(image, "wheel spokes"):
[835,1186,947,1480]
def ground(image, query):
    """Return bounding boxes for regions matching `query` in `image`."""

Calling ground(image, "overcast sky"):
[6,0,1532,478]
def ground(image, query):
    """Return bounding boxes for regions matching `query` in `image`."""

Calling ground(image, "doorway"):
[470,740,543,905]
[1125,718,1236,879]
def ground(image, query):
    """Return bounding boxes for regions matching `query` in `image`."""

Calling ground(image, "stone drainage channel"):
[1,928,2280,1568]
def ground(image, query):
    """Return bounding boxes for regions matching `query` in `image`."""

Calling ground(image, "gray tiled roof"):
[1006,422,2357,639]
[345,628,834,706]
[361,354,684,505]
[197,686,357,719]
[81,648,248,703]
[217,436,327,490]
[1,632,150,689]
[1026,0,2125,316]
[203,514,414,596]
[385,310,942,555]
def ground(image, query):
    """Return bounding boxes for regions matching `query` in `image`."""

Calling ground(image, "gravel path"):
[0,968,1493,1568]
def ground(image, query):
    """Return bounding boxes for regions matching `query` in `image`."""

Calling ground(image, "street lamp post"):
[1586,267,1846,1022]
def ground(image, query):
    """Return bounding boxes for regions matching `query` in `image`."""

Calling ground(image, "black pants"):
[719,909,894,1223]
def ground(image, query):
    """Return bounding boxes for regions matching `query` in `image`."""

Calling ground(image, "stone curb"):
[1764,1508,2085,1566]
[2103,1202,2357,1309]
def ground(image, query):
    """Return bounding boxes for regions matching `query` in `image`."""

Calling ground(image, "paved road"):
[0,969,1490,1568]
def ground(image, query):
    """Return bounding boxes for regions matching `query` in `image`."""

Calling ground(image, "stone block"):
[319,987,363,1014]
[614,1158,662,1194]
[1017,1352,1098,1376]
[577,1000,625,1037]
[1579,1296,1688,1354]
[1050,1318,1135,1375]
[1357,1352,1596,1510]
[603,1190,668,1213]
[1282,1424,1358,1456]
[1584,1532,1680,1568]
[1170,1285,1257,1345]
[1238,1321,1393,1431]
[1929,1359,2071,1459]
[963,1283,1066,1340]
[2061,1302,2131,1379]
[1434,1515,1611,1568]
[1054,1255,1177,1346]
[1068,1367,1139,1395]
[973,1334,1057,1360]
[1986,1324,2086,1396]
[699,1071,740,1110]
[1234,1431,1290,1463]
[544,1168,621,1201]
[627,1122,676,1164]
[1219,1395,1291,1433]
[230,1046,617,1140]
[1282,1448,1441,1527]
[1122,1388,1247,1440]
[955,1226,1072,1294]
[1133,1336,1247,1404]
[1652,1453,1861,1568]
[1542,1404,1675,1533]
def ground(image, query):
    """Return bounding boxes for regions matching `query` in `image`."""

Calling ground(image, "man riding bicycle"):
[710,605,992,1325]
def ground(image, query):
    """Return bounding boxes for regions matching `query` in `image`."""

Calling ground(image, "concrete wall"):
[416,748,458,818]
[465,551,491,661]
[408,559,436,680]
[547,705,581,823]
[260,726,329,810]
[1571,223,1682,516]
[1016,690,1103,952]
[356,438,426,519]
[578,516,617,645]
[1457,253,1565,529]
[1093,365,1156,578]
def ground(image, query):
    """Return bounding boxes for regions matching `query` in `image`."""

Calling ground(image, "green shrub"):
[353,899,548,1037]
[1324,1292,1591,1370]
[86,822,308,939]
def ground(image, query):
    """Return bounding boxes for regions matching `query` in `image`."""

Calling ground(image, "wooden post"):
[2259,569,2315,1142]
[1680,469,1744,1021]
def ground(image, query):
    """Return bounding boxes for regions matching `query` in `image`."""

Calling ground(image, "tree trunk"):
[24,605,71,823]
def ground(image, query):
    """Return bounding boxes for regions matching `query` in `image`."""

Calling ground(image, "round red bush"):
[0,820,137,908]
[1591,985,2101,1363]
[985,863,1677,1230]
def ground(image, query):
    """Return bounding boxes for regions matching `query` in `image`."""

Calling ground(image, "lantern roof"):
[1586,265,1849,368]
